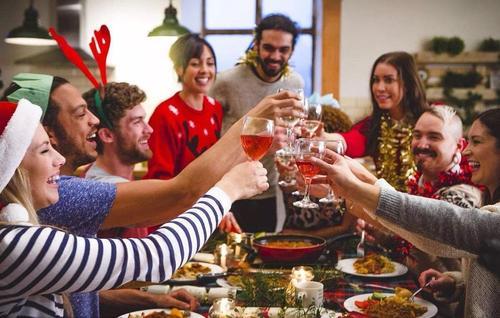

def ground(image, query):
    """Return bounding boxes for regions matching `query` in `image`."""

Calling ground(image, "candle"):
[291,266,314,284]
[214,243,230,270]
[208,297,240,318]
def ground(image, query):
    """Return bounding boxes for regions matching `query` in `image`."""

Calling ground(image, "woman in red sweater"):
[328,51,428,191]
[145,34,238,231]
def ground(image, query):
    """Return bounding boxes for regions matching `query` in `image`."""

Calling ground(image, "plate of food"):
[344,288,438,318]
[336,254,407,277]
[169,262,224,283]
[119,308,204,318]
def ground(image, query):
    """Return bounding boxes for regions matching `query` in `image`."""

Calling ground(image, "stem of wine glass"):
[303,178,312,203]
[286,126,293,150]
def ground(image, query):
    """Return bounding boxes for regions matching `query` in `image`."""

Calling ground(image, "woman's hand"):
[218,212,242,233]
[418,269,456,296]
[248,90,305,125]
[216,161,269,202]
[310,149,360,198]
[154,288,199,311]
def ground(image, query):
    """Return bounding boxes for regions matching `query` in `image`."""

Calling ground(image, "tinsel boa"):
[238,49,293,80]
[376,113,415,191]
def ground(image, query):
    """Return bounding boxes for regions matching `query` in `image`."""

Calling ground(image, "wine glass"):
[302,101,322,138]
[293,139,326,209]
[278,88,305,150]
[319,140,346,204]
[241,116,275,160]
[275,148,296,187]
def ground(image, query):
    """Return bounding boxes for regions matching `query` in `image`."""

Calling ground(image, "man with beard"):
[83,82,200,316]
[210,14,304,232]
[2,72,301,317]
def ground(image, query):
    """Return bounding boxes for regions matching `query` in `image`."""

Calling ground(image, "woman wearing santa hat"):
[0,99,268,317]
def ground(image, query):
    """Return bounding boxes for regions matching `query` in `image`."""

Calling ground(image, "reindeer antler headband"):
[49,25,113,128]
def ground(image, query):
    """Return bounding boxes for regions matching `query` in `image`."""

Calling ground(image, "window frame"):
[201,0,318,91]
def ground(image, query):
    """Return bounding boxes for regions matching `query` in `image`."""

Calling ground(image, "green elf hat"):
[6,73,53,120]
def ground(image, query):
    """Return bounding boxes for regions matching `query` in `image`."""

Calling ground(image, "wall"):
[339,0,500,122]
[82,0,184,115]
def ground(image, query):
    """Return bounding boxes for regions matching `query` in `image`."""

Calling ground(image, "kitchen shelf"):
[415,51,500,64]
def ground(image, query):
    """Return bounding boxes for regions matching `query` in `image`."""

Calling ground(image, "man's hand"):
[248,90,305,124]
[216,161,269,202]
[418,269,456,296]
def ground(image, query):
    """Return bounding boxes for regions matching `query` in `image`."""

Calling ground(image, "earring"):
[450,152,461,174]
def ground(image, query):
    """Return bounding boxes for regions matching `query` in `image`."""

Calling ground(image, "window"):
[202,0,317,95]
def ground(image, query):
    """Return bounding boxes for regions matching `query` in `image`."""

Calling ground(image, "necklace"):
[376,113,415,191]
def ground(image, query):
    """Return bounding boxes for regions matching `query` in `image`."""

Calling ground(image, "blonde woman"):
[0,99,268,317]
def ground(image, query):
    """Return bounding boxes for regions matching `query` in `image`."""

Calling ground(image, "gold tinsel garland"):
[376,113,415,192]
[237,49,292,80]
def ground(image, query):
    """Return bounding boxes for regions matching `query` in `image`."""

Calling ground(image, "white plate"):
[169,262,224,283]
[344,293,438,318]
[336,258,408,277]
[118,308,204,318]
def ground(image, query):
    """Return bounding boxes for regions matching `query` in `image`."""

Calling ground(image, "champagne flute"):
[241,116,275,160]
[278,88,304,150]
[302,101,322,138]
[293,139,326,209]
[319,140,346,204]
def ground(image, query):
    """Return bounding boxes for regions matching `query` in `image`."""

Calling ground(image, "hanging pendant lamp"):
[5,0,56,46]
[148,0,190,37]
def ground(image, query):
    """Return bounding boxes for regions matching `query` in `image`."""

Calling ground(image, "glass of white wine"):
[319,140,346,204]
[302,101,322,138]
[278,88,305,150]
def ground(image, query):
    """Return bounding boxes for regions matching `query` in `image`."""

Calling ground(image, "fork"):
[410,279,434,301]
[356,230,366,257]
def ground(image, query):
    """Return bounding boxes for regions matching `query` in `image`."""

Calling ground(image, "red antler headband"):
[49,25,113,128]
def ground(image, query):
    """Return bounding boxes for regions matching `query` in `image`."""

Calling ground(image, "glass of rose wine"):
[319,140,346,204]
[278,88,304,150]
[302,101,322,138]
[241,116,275,161]
[293,139,326,208]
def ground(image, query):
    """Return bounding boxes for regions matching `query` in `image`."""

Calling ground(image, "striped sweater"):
[0,187,230,317]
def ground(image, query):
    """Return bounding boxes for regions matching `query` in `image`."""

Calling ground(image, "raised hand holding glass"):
[241,116,275,160]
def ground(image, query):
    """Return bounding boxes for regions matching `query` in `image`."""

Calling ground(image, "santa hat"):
[0,99,42,192]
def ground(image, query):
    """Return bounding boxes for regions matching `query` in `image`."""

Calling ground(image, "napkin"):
[191,252,215,263]
[141,285,234,302]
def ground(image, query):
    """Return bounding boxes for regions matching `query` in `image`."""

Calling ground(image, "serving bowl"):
[252,234,326,263]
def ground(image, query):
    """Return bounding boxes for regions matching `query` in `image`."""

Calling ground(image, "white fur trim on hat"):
[0,203,31,224]
[0,98,42,192]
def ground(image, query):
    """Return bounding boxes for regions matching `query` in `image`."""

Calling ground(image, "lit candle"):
[208,297,239,318]
[291,266,314,284]
[214,244,229,270]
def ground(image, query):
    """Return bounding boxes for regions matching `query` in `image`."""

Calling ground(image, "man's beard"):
[413,147,437,172]
[115,132,152,166]
[52,124,96,172]
[257,56,286,77]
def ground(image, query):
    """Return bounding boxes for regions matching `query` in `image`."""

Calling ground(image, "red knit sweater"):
[144,92,223,180]
[339,116,371,158]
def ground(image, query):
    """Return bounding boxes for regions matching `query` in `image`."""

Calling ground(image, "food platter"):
[344,293,438,318]
[169,262,224,283]
[118,308,203,318]
[336,258,408,277]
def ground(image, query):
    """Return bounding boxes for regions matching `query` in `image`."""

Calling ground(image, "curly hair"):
[322,106,353,133]
[255,14,300,49]
[82,82,146,153]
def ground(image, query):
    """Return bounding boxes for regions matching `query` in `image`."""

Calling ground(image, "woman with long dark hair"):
[328,51,428,190]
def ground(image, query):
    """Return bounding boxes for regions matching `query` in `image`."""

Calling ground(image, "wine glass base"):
[319,197,334,204]
[279,180,297,187]
[293,200,319,209]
